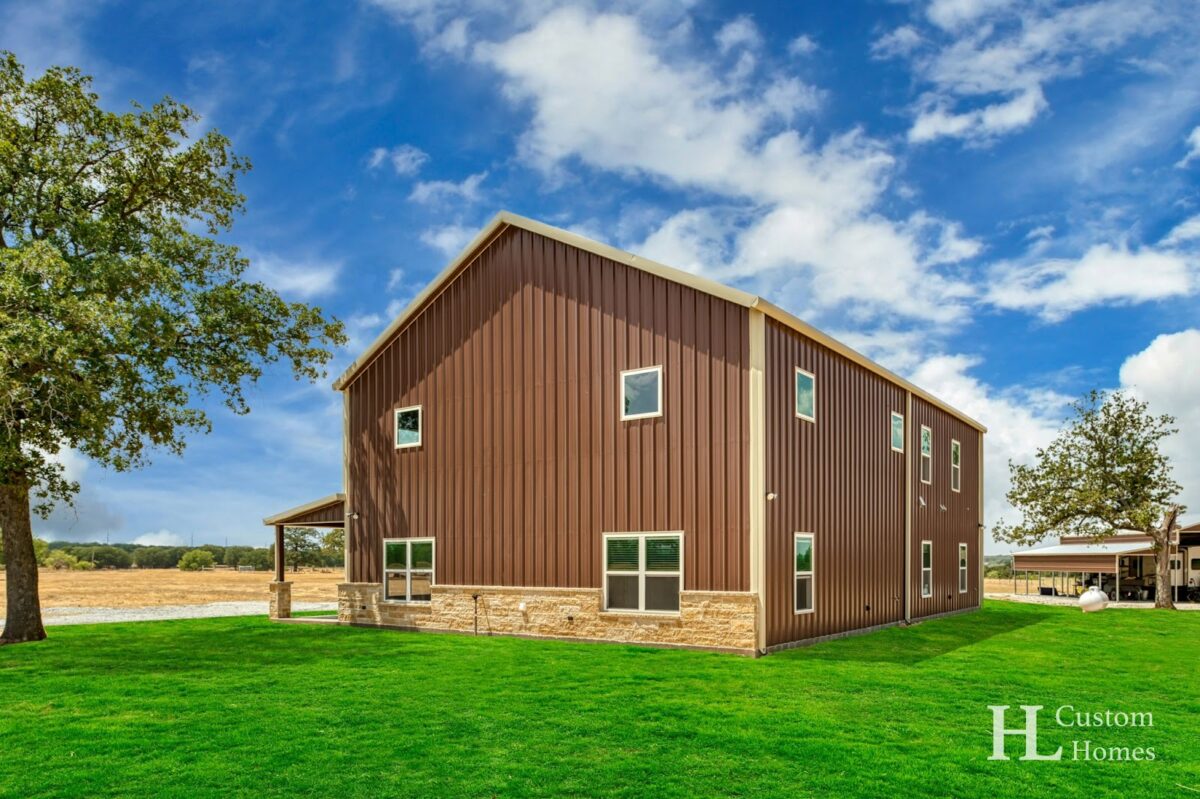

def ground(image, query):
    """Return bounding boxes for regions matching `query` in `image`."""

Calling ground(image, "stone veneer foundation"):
[338,583,759,655]
[268,581,292,619]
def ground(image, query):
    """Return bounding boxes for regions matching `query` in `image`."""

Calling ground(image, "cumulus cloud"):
[1119,329,1200,519]
[1162,214,1200,247]
[987,243,1195,321]
[247,252,342,299]
[409,171,487,204]
[1178,126,1200,167]
[885,0,1165,144]
[787,34,818,57]
[132,529,186,547]
[419,223,476,256]
[367,143,430,176]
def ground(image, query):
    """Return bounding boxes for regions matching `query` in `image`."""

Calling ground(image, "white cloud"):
[715,16,762,54]
[1162,214,1200,247]
[890,0,1165,144]
[987,243,1195,321]
[787,34,818,57]
[408,171,487,204]
[386,267,406,292]
[132,529,186,547]
[871,26,922,59]
[420,223,476,256]
[1119,329,1200,520]
[367,143,429,176]
[248,252,341,299]
[1177,125,1200,167]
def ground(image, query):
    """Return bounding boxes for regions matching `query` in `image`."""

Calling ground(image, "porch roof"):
[262,493,345,528]
[1015,541,1156,558]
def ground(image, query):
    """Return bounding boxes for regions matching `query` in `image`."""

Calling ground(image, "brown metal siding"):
[345,226,750,591]
[1012,555,1119,573]
[910,396,982,619]
[763,319,907,646]
[287,502,344,527]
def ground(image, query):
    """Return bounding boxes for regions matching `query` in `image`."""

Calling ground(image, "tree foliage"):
[281,527,323,571]
[177,549,216,571]
[993,390,1181,545]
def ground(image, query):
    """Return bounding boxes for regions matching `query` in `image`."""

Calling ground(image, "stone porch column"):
[269,581,293,620]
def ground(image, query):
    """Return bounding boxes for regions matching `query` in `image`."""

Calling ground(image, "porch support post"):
[274,524,286,582]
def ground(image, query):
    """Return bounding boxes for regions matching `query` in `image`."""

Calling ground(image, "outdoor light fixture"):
[766,492,777,501]
[348,511,360,520]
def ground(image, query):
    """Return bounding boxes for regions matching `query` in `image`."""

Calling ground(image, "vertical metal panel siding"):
[910,395,982,618]
[346,227,750,591]
[764,319,907,647]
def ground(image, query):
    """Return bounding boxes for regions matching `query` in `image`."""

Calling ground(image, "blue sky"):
[4,0,1198,552]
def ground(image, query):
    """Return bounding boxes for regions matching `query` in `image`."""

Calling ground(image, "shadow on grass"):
[781,602,1052,665]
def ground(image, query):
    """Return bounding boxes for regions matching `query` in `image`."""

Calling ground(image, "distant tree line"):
[0,528,342,571]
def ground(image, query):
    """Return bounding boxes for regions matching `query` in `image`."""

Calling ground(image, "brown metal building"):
[264,212,986,655]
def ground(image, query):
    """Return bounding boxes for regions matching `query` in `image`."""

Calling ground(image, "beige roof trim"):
[334,211,986,433]
[263,493,345,526]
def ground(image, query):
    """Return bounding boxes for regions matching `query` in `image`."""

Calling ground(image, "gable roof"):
[333,211,986,433]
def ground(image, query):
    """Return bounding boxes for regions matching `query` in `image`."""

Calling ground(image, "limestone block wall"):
[338,583,758,655]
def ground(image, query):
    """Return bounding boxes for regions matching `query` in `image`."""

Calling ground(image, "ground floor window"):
[958,543,968,593]
[604,533,682,612]
[383,538,434,602]
[794,533,814,614]
[921,540,933,598]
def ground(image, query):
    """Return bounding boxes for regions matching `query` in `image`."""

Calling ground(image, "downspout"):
[903,390,913,624]
[343,388,351,583]
[747,310,768,655]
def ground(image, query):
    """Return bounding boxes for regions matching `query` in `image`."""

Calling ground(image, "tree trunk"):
[1153,506,1180,610]
[0,481,47,644]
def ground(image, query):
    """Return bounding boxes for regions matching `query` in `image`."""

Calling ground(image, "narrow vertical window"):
[958,543,968,594]
[920,425,933,484]
[620,366,663,420]
[794,533,814,613]
[794,368,816,422]
[383,538,435,602]
[604,533,682,612]
[950,439,962,493]
[921,540,933,598]
[890,412,905,453]
[395,405,422,449]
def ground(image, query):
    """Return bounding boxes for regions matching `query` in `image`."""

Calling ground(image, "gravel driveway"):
[40,601,338,626]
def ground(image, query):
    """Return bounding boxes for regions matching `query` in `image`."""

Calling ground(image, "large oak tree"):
[0,54,345,643]
[994,390,1183,609]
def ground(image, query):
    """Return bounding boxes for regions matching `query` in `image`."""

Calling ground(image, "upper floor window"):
[951,439,962,493]
[621,366,663,420]
[794,368,816,422]
[383,538,434,602]
[890,412,904,453]
[395,405,422,449]
[920,425,933,484]
[604,532,682,612]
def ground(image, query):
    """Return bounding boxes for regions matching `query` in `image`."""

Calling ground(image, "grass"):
[1,601,1197,798]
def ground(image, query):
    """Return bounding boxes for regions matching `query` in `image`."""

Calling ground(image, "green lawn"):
[1,601,1197,798]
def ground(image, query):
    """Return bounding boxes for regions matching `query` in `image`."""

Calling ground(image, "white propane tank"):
[1079,585,1108,613]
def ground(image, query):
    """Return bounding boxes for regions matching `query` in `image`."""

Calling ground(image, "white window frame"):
[890,411,905,454]
[958,543,968,594]
[394,405,422,450]
[620,365,664,421]
[382,537,435,603]
[794,367,816,423]
[602,531,683,614]
[921,540,933,598]
[794,532,815,615]
[950,438,962,493]
[920,425,933,485]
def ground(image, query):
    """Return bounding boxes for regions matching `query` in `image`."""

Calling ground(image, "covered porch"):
[261,493,345,619]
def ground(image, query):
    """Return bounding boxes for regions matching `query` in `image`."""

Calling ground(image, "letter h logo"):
[988,705,1062,761]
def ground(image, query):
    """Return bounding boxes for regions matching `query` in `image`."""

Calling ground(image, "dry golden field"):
[0,568,342,612]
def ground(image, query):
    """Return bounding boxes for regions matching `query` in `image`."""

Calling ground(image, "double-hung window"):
[620,366,663,420]
[795,368,816,422]
[958,543,969,594]
[890,412,904,453]
[920,425,933,484]
[794,533,814,614]
[921,540,933,598]
[950,439,962,493]
[604,533,681,612]
[395,405,422,449]
[383,538,434,602]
